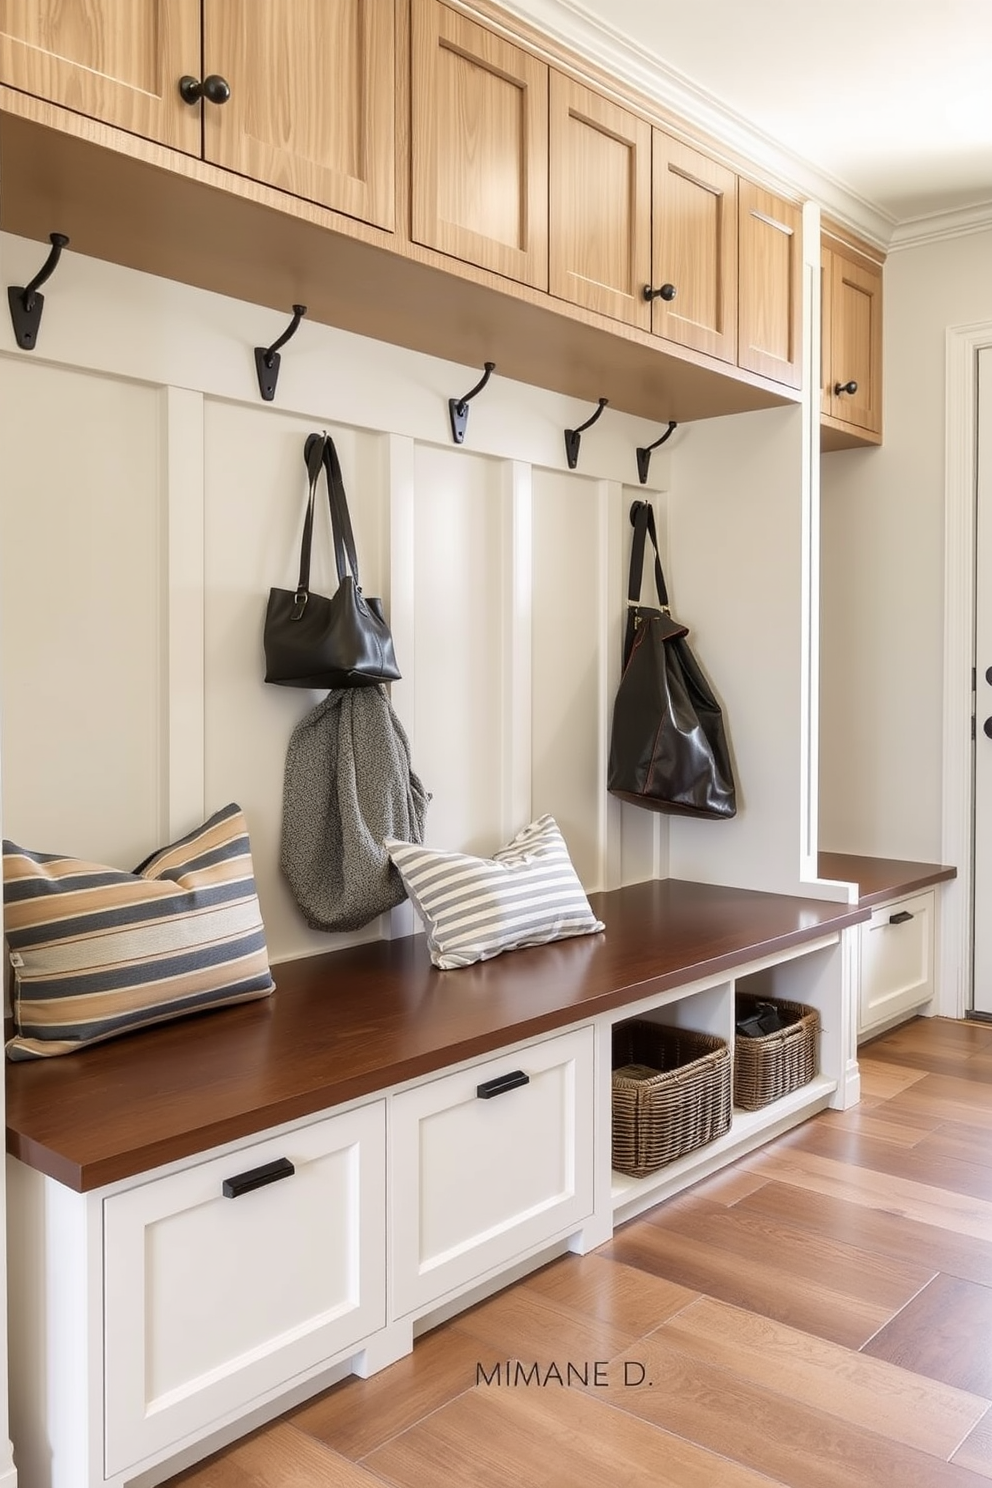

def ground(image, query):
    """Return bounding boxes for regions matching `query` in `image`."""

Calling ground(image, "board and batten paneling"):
[0,226,821,973]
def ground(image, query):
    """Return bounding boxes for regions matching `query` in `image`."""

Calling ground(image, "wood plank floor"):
[168,1017,992,1488]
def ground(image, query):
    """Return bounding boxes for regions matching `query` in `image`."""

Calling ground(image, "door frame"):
[942,320,992,1017]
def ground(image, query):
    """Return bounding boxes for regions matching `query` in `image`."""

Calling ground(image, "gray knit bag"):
[281,687,430,932]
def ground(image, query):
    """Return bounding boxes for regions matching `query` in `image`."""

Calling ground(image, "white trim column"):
[942,321,992,1017]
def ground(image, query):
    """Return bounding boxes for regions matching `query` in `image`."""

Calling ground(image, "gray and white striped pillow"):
[3,804,275,1060]
[384,815,604,969]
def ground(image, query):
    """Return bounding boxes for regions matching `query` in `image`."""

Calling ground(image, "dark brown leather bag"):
[264,432,401,690]
[607,501,736,819]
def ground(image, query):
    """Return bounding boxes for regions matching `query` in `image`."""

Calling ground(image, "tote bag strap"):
[628,500,670,608]
[293,431,329,614]
[321,434,362,589]
[297,431,363,602]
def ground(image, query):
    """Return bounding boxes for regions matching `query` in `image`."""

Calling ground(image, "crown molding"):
[888,201,992,252]
[491,0,899,249]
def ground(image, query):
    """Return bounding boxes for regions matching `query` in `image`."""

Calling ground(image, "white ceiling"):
[506,0,992,241]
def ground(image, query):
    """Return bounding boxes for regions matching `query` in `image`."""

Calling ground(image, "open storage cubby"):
[609,934,844,1224]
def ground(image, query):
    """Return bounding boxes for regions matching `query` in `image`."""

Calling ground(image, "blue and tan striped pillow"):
[384,814,604,970]
[3,803,275,1060]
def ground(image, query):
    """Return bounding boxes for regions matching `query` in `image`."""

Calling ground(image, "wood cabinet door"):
[825,246,882,435]
[651,132,737,361]
[411,0,548,288]
[549,73,650,327]
[203,0,395,229]
[0,0,200,152]
[738,182,803,388]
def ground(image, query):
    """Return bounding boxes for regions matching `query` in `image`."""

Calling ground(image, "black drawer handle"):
[889,910,914,925]
[477,1070,530,1100]
[222,1156,295,1198]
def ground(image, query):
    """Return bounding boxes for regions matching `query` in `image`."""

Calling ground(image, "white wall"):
[0,244,15,1482]
[820,226,992,860]
[668,404,810,894]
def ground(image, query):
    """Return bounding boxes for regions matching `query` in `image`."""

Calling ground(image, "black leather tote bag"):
[264,432,401,690]
[607,501,736,819]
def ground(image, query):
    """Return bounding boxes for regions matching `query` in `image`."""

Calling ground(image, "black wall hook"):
[636,420,678,484]
[7,232,70,350]
[255,304,307,402]
[564,397,608,470]
[449,361,495,444]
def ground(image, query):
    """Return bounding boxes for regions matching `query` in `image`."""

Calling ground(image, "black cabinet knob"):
[643,282,677,303]
[834,380,858,396]
[984,717,992,739]
[179,74,232,106]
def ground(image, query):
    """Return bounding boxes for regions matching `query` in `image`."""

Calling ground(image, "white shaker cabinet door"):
[104,1101,386,1477]
[390,1026,595,1318]
[859,890,935,1037]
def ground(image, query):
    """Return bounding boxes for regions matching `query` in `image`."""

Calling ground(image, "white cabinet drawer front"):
[860,891,934,1032]
[391,1027,594,1316]
[104,1102,385,1476]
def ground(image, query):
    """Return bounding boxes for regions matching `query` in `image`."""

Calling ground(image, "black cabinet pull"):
[888,910,914,925]
[477,1070,530,1100]
[222,1156,295,1198]
[643,282,677,303]
[834,379,858,396]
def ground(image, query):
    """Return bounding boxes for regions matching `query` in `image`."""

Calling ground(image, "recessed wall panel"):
[530,469,602,886]
[202,400,388,959]
[0,359,162,866]
[411,444,504,855]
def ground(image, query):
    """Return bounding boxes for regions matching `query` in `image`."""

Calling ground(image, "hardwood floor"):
[168,1017,992,1487]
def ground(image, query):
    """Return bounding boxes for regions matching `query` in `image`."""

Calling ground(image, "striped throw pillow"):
[3,804,275,1060]
[384,815,604,970]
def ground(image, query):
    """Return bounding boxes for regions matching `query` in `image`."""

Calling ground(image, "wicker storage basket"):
[611,1021,732,1178]
[733,995,820,1111]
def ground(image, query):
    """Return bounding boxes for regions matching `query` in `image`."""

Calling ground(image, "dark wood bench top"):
[5,877,876,1192]
[817,853,956,909]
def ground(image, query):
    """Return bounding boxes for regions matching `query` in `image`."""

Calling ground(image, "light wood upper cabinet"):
[203,0,395,230]
[0,0,396,229]
[738,182,803,389]
[0,0,201,153]
[650,132,737,364]
[821,239,883,444]
[549,73,650,327]
[411,0,549,288]
[0,0,809,419]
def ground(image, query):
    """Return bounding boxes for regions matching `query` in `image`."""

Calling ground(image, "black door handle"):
[477,1070,530,1099]
[222,1156,295,1198]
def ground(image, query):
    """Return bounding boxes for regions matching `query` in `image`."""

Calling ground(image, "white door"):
[973,345,992,1011]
